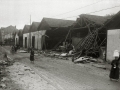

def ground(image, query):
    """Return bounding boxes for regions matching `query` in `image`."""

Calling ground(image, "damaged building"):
[37,18,75,50]
[69,14,112,58]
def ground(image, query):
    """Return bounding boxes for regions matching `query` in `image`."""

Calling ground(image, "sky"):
[0,0,120,29]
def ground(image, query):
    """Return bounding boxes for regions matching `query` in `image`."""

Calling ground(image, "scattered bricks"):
[30,71,35,74]
[1,77,9,82]
[0,83,7,88]
[24,69,31,71]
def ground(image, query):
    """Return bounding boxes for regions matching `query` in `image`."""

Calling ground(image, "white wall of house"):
[23,33,29,48]
[107,29,120,61]
[31,31,38,49]
[30,30,46,50]
[15,34,19,45]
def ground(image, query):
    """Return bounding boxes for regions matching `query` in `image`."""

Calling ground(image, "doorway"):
[32,36,35,48]
[25,37,27,48]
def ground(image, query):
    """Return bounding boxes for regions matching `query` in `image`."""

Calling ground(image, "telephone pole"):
[29,15,31,48]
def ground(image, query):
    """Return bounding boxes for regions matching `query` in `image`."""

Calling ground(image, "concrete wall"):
[23,33,29,48]
[31,31,38,49]
[30,30,46,50]
[107,29,120,61]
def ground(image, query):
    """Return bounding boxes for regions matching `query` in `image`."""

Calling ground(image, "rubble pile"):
[73,56,98,64]
[0,54,14,89]
[39,50,74,60]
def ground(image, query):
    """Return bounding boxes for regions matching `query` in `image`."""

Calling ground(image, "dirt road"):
[1,46,120,90]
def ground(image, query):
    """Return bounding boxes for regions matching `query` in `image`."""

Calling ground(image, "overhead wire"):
[61,4,120,44]
[51,4,120,34]
[87,5,120,14]
[51,0,103,17]
[62,4,120,19]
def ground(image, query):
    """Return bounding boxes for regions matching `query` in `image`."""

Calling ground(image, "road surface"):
[2,46,120,90]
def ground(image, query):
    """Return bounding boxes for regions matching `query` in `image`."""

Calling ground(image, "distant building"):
[23,25,31,48]
[1,26,17,45]
[14,29,23,47]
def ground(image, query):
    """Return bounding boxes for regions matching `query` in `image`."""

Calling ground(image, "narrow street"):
[0,1,120,90]
[1,46,120,90]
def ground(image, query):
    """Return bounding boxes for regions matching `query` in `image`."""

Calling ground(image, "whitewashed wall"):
[23,33,29,48]
[31,31,38,49]
[30,30,46,50]
[107,29,120,61]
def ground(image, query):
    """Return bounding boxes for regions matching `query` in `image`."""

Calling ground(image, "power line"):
[62,5,120,19]
[51,0,103,17]
[87,5,120,14]
[62,16,78,20]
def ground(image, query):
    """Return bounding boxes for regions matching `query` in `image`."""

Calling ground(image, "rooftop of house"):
[102,11,120,29]
[23,25,31,34]
[30,22,40,32]
[78,14,112,26]
[44,17,75,27]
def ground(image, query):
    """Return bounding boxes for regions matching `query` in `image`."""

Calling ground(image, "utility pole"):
[30,15,31,25]
[29,15,31,48]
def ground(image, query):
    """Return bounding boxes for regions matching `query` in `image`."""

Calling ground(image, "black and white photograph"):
[0,0,120,90]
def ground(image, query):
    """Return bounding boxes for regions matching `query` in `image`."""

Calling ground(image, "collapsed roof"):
[74,14,112,29]
[70,14,114,57]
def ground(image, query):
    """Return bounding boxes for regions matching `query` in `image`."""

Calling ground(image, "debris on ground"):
[0,83,7,88]
[1,77,9,82]
[19,50,27,53]
[0,53,15,90]
[74,57,89,64]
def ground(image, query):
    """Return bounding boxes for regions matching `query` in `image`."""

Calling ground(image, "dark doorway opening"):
[25,37,27,48]
[32,36,35,48]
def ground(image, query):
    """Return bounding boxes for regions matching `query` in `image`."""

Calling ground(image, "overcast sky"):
[0,0,120,29]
